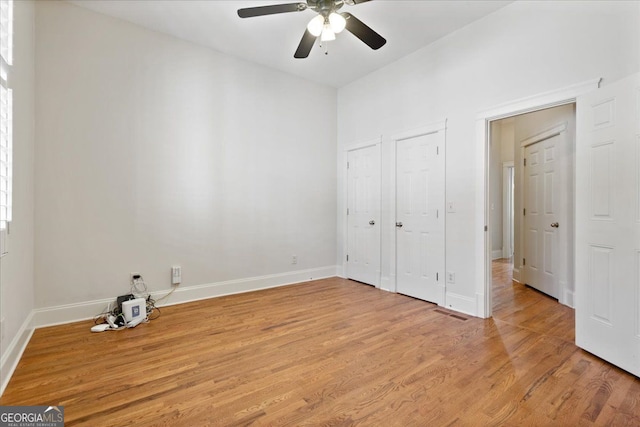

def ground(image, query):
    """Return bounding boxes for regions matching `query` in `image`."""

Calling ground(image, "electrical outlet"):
[447,271,455,284]
[130,272,141,284]
[292,255,298,265]
[447,201,455,213]
[171,266,181,285]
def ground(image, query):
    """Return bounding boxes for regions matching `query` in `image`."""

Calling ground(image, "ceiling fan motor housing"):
[308,0,345,16]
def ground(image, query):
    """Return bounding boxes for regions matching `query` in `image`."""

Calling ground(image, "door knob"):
[369,220,375,225]
[396,222,403,228]
[551,222,559,228]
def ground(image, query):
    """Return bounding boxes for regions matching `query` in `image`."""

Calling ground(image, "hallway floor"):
[491,258,574,343]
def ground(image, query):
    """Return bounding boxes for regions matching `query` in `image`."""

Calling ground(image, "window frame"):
[0,0,13,256]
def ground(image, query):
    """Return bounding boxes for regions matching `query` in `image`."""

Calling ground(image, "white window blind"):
[0,0,12,256]
[0,0,12,69]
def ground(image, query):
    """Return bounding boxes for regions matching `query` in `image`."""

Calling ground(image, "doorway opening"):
[488,104,576,324]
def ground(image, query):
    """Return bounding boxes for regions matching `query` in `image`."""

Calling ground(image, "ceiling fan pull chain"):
[318,42,329,55]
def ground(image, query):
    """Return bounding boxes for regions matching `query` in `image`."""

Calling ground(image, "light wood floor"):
[2,263,639,426]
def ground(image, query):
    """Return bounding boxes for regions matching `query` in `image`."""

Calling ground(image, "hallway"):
[492,258,574,343]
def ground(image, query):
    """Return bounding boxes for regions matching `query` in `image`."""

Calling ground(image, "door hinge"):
[437,146,439,155]
[523,258,526,266]
[347,208,349,215]
[346,254,349,262]
[347,162,350,169]
[436,209,439,219]
[524,158,527,166]
[436,272,439,281]
[523,208,526,216]
[484,225,488,232]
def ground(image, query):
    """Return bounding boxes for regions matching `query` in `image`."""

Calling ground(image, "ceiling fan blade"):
[238,3,307,18]
[342,12,386,50]
[294,29,317,58]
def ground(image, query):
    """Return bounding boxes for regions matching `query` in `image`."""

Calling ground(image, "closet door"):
[346,144,381,286]
[396,131,445,305]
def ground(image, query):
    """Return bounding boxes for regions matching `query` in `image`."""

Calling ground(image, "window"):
[0,0,12,256]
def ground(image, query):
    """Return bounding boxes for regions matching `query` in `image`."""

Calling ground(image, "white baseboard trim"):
[561,283,575,308]
[1,312,35,396]
[31,297,115,329]
[491,249,503,260]
[32,266,339,329]
[157,266,338,309]
[380,276,392,292]
[444,291,477,317]
[512,267,521,283]
[336,263,346,279]
[476,293,487,318]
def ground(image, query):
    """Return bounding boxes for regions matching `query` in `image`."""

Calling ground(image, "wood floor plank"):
[2,268,639,425]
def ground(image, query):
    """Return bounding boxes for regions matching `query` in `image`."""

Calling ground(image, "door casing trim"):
[476,79,600,318]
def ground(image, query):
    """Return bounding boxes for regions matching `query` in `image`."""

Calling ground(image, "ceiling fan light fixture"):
[328,12,346,33]
[307,15,324,37]
[321,23,336,41]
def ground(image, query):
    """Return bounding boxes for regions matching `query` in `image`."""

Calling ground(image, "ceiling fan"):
[237,0,386,58]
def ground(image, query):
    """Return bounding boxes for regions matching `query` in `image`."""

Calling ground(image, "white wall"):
[337,0,640,315]
[0,0,36,388]
[34,1,337,311]
[500,120,514,164]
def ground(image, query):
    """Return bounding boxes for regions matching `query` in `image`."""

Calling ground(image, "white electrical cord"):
[153,286,176,305]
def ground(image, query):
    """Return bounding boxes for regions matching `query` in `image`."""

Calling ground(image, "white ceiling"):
[67,0,512,88]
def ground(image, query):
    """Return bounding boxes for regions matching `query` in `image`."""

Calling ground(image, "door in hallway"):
[522,131,567,299]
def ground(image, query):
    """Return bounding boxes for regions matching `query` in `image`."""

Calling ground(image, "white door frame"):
[476,79,600,318]
[389,120,447,293]
[343,137,382,287]
[502,161,514,260]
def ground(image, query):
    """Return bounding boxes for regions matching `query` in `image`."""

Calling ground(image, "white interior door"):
[575,72,640,377]
[346,145,381,286]
[396,132,445,304]
[522,132,566,299]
